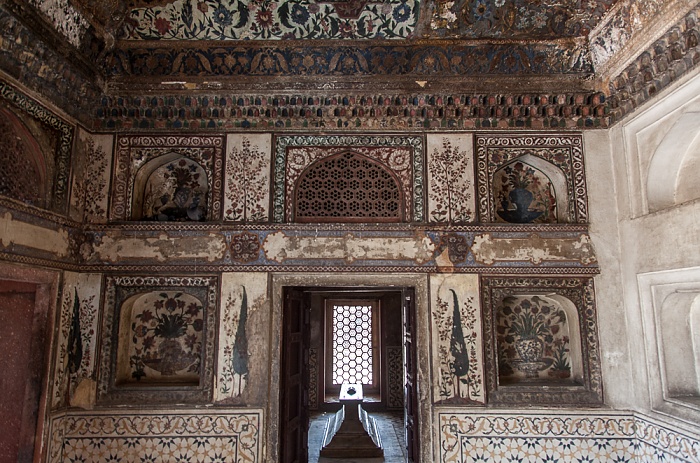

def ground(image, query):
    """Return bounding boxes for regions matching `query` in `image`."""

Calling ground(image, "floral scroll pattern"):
[123,0,418,40]
[429,0,616,39]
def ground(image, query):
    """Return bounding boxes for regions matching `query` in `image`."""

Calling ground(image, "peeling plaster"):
[92,233,226,262]
[0,211,69,257]
[471,233,597,266]
[262,231,436,264]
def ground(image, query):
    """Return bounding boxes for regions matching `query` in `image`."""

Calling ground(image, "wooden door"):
[0,281,43,463]
[403,288,420,462]
[280,288,310,463]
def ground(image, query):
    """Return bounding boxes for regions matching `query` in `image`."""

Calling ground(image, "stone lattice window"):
[325,299,380,391]
[294,152,404,222]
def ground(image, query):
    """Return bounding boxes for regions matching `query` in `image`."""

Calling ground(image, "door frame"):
[269,273,432,463]
[0,263,59,463]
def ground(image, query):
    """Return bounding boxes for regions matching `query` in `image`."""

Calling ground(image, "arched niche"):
[293,151,405,222]
[492,154,569,223]
[0,108,47,206]
[116,290,205,387]
[132,153,209,221]
[660,291,700,401]
[495,293,583,385]
[647,111,700,212]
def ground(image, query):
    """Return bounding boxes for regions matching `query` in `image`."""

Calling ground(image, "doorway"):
[279,285,420,463]
[0,270,56,463]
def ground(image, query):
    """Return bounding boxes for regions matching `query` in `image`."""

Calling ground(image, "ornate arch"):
[0,108,47,206]
[293,151,405,222]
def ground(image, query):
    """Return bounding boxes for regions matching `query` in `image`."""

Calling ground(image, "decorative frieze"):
[606,5,700,124]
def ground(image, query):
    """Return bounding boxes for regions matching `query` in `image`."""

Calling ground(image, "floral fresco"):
[427,135,475,223]
[111,135,224,221]
[98,276,217,405]
[481,276,603,406]
[126,291,205,384]
[28,0,88,48]
[475,134,588,223]
[496,295,572,383]
[141,157,209,221]
[216,272,268,403]
[122,0,418,40]
[493,161,557,223]
[70,130,111,224]
[224,135,270,222]
[429,0,616,39]
[52,272,101,409]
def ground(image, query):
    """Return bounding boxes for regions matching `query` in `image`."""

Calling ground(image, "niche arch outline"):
[131,152,210,221]
[481,276,603,406]
[492,154,570,223]
[292,150,406,223]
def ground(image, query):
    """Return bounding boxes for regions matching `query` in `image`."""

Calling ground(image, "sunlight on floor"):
[308,411,407,463]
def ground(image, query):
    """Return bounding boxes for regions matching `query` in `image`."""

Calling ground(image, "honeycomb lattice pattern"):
[295,152,402,222]
[332,304,373,385]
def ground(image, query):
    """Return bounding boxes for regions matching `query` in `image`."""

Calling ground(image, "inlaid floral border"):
[475,133,588,223]
[273,134,424,222]
[437,411,700,463]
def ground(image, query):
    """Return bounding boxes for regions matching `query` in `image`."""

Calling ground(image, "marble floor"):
[308,410,407,463]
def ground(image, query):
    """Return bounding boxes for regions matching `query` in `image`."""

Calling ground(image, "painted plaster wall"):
[1,79,699,461]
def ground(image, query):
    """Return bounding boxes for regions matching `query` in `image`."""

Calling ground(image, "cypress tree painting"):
[432,282,482,404]
[449,289,470,399]
[67,288,83,375]
[231,286,249,395]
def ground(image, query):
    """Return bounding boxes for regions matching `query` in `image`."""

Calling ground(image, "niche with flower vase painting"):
[97,276,218,405]
[132,154,209,221]
[475,133,588,223]
[481,276,603,406]
[492,156,567,224]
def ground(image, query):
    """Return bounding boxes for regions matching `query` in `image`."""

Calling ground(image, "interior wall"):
[607,70,700,431]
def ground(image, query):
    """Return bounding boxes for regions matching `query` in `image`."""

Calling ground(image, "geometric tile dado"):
[437,411,700,463]
[438,411,637,463]
[48,410,262,463]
